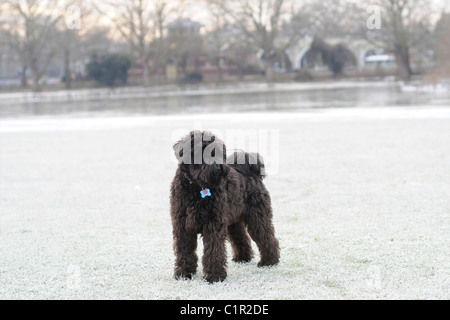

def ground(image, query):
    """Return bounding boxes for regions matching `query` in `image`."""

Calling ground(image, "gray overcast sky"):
[76,0,450,36]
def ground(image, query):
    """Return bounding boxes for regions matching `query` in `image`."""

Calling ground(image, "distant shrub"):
[294,70,314,82]
[181,71,203,83]
[86,54,131,87]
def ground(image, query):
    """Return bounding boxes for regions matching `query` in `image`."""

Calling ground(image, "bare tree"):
[103,0,151,85]
[3,0,77,91]
[434,10,450,76]
[98,0,180,85]
[204,5,230,81]
[1,9,28,87]
[204,23,260,81]
[364,0,437,80]
[59,1,94,89]
[290,0,362,38]
[208,0,301,82]
[166,18,205,80]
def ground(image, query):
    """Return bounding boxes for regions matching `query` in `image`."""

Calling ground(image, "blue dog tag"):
[201,188,211,198]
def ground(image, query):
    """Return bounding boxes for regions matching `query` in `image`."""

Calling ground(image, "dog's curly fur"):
[170,131,280,283]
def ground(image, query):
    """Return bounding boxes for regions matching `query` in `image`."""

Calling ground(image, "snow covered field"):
[0,104,449,299]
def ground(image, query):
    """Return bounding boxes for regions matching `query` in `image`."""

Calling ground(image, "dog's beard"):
[183,163,228,188]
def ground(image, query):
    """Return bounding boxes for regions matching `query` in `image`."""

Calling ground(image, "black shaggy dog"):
[170,130,280,283]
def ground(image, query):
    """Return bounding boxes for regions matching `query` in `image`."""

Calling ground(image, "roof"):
[365,55,395,62]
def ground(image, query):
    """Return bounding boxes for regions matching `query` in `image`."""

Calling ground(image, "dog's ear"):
[218,164,229,178]
[173,141,184,162]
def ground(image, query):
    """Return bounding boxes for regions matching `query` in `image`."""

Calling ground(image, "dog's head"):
[173,131,229,187]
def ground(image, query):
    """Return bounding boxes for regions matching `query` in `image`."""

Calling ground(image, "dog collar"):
[200,188,211,198]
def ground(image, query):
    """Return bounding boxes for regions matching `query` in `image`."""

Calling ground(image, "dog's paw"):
[174,271,195,280]
[204,273,227,284]
[257,260,279,268]
[232,256,252,264]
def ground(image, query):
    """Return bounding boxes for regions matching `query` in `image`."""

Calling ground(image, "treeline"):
[0,0,449,91]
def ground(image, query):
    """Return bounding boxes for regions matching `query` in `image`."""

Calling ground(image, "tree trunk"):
[216,57,223,82]
[30,61,42,92]
[20,66,27,87]
[264,56,275,82]
[263,47,276,82]
[32,73,42,91]
[265,63,274,82]
[395,44,412,80]
[142,58,149,86]
[64,48,72,90]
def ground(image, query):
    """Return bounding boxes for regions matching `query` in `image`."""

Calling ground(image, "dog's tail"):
[226,151,266,179]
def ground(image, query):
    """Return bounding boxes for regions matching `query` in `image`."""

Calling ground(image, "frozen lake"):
[0,81,449,118]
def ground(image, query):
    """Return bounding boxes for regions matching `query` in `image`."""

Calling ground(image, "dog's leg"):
[228,221,253,263]
[246,205,280,267]
[202,226,227,283]
[173,228,198,280]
